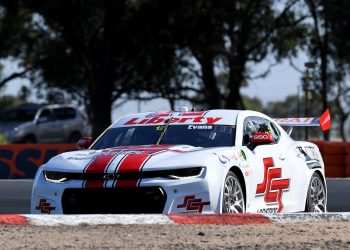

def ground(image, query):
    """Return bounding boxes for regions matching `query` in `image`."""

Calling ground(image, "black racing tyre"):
[22,134,37,144]
[222,171,245,213]
[305,172,327,212]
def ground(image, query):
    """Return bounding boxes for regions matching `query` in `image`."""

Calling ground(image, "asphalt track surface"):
[0,179,349,214]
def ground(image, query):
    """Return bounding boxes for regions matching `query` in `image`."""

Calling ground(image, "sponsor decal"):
[155,125,166,131]
[240,149,247,161]
[177,195,210,214]
[103,173,121,180]
[35,198,56,214]
[274,117,318,123]
[0,144,75,179]
[67,156,95,160]
[257,207,278,213]
[188,125,213,130]
[215,149,244,165]
[256,157,290,213]
[251,132,273,143]
[218,154,230,164]
[225,150,244,161]
[124,117,222,125]
[303,147,320,161]
[146,112,171,119]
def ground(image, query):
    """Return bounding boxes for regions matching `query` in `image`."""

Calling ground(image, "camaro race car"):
[31,109,331,214]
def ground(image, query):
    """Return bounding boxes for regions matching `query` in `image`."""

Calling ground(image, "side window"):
[54,107,77,120]
[39,109,55,121]
[242,116,278,146]
[268,121,281,143]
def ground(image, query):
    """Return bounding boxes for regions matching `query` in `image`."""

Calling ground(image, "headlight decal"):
[44,171,69,183]
[43,167,204,183]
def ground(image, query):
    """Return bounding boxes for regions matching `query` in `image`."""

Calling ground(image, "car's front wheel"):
[23,134,37,144]
[305,172,327,212]
[222,171,245,213]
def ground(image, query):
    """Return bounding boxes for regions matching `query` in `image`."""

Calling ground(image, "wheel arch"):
[300,169,327,212]
[303,169,327,212]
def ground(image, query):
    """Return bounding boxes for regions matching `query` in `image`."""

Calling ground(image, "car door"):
[242,116,291,213]
[35,108,60,142]
[52,107,74,142]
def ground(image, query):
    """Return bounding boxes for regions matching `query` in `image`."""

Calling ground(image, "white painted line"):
[25,214,174,226]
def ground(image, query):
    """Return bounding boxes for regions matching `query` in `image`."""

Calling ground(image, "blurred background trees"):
[0,0,349,140]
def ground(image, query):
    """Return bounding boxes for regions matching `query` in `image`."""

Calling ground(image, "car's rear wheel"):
[222,171,245,213]
[305,172,326,212]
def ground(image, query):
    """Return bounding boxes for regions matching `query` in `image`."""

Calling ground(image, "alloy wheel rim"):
[310,176,326,213]
[224,176,245,213]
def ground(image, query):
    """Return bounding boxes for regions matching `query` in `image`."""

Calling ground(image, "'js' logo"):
[256,157,290,213]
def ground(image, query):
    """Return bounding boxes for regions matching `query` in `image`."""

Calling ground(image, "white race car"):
[31,109,330,214]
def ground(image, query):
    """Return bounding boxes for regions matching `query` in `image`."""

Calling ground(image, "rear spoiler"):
[274,109,331,131]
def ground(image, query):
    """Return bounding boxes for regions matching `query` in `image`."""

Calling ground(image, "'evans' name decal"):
[124,116,222,125]
[188,125,213,130]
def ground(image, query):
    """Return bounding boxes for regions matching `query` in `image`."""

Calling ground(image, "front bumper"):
[31,168,215,214]
[62,187,166,214]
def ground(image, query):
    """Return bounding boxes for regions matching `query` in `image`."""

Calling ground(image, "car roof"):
[39,104,76,109]
[112,109,244,127]
[4,103,76,112]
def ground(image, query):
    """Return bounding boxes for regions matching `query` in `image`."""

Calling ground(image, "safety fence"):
[0,142,349,179]
[311,141,350,178]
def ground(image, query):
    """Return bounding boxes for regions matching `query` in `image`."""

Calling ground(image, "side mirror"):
[77,137,94,149]
[250,132,274,144]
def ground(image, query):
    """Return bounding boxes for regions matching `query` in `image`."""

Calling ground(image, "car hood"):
[0,122,22,132]
[44,144,231,173]
[0,121,32,133]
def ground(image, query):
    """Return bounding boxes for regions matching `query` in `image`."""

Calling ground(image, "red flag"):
[319,109,331,131]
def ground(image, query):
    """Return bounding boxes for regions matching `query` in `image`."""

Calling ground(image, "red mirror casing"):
[250,132,274,144]
[77,137,94,149]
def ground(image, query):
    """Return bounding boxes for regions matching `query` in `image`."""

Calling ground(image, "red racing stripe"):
[114,154,150,188]
[113,147,171,188]
[116,154,150,173]
[84,154,117,188]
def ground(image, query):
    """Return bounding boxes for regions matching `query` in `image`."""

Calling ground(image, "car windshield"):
[91,124,235,150]
[0,108,37,122]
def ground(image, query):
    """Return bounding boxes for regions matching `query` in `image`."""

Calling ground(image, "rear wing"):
[273,109,331,131]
